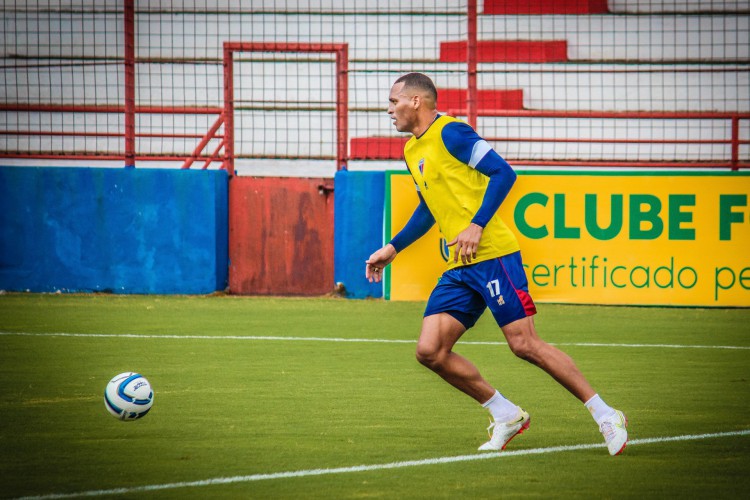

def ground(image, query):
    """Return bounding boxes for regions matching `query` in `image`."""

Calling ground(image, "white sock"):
[482,390,519,423]
[584,394,616,424]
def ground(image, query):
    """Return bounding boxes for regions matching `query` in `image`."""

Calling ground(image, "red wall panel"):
[483,0,608,15]
[440,40,568,63]
[349,137,409,160]
[438,88,524,111]
[229,176,334,295]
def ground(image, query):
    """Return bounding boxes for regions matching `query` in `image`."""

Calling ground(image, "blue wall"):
[0,166,227,294]
[333,170,384,298]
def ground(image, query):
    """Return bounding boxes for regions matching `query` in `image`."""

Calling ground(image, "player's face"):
[388,82,417,133]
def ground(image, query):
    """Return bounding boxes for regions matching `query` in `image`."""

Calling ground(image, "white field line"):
[16,430,750,500]
[1,331,750,350]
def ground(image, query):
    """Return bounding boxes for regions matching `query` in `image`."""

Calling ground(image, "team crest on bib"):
[418,158,425,174]
[439,238,450,262]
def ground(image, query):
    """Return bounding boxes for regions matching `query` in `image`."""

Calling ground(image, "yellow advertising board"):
[385,171,750,307]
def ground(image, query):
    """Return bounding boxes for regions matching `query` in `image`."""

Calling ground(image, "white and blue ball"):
[104,372,153,420]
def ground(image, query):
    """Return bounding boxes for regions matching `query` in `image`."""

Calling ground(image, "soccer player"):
[365,73,628,455]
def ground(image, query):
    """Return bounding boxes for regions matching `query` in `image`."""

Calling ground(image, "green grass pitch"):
[1,294,749,498]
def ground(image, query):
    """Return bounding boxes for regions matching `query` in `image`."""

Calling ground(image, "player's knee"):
[507,336,540,363]
[415,343,442,370]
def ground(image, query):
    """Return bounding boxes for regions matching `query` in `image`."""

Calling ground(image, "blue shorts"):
[424,251,537,329]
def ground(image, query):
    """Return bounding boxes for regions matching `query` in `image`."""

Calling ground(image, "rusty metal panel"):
[229,176,334,295]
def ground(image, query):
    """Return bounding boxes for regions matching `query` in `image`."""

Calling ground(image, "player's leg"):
[501,316,595,402]
[486,252,628,455]
[479,252,595,401]
[418,269,529,451]
[417,269,497,402]
[504,319,628,454]
[417,312,530,451]
[416,312,493,403]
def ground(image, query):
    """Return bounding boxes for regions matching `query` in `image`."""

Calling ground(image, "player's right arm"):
[366,192,435,283]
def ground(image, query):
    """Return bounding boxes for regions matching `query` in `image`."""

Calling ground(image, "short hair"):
[394,73,438,103]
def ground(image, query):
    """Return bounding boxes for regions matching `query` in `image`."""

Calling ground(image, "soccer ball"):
[104,372,154,420]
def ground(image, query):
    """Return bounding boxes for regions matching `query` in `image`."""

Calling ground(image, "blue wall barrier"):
[333,170,385,298]
[0,166,228,294]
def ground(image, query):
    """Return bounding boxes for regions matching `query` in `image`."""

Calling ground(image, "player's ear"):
[411,93,421,109]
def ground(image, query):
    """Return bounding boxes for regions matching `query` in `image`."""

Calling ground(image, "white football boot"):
[599,409,628,456]
[478,408,530,451]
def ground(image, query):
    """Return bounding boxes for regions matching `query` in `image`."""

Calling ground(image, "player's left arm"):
[442,122,517,264]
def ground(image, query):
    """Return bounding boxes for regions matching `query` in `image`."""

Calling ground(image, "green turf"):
[1,294,749,499]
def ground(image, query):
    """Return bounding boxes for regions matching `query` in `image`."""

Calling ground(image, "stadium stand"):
[0,1,748,170]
